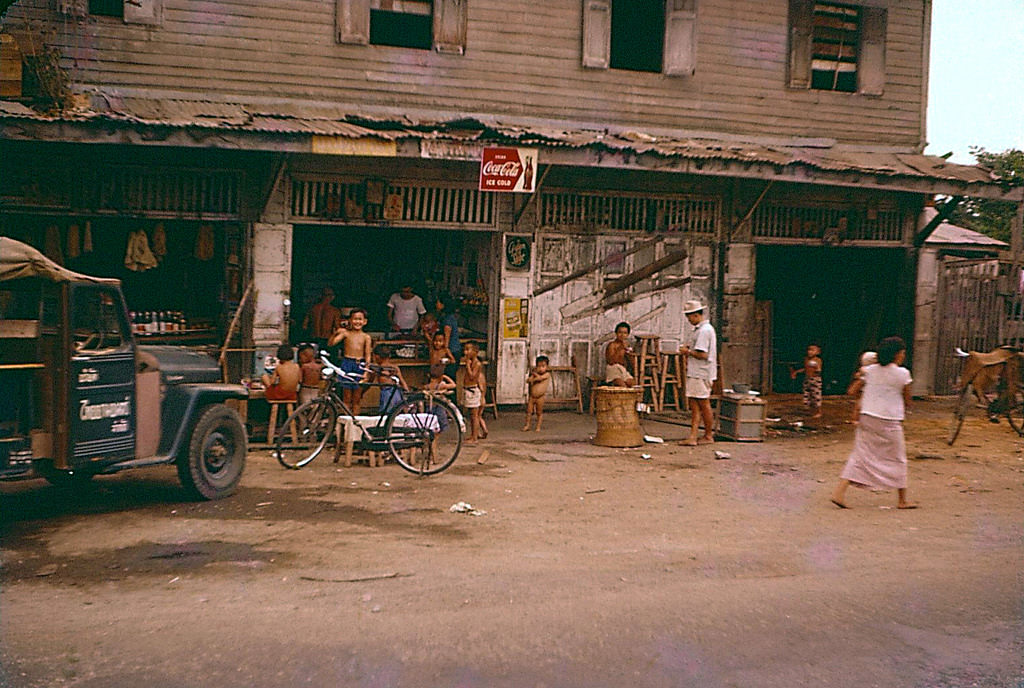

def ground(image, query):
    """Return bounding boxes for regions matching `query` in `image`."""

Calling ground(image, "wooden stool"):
[659,352,683,412]
[483,380,499,419]
[266,399,297,445]
[630,335,662,411]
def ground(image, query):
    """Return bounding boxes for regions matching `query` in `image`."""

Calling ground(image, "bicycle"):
[947,346,1024,445]
[273,352,465,475]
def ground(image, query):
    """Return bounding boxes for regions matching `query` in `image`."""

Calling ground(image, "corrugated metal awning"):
[0,95,1016,198]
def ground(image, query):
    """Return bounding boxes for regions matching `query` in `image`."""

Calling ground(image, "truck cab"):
[0,237,247,499]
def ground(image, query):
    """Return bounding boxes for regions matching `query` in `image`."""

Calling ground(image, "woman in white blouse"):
[832,336,918,510]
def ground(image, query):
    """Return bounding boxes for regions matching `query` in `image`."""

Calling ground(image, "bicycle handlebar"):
[318,351,401,385]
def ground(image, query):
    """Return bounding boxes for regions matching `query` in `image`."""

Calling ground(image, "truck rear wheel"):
[178,404,247,500]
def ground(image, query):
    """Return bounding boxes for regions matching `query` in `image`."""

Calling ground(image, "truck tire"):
[178,404,247,500]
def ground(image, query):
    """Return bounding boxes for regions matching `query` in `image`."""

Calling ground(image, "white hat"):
[683,300,704,314]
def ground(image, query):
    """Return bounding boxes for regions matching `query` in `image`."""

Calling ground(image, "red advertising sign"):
[479,147,537,193]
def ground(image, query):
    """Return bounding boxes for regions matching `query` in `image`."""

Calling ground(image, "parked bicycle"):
[273,352,465,475]
[947,346,1024,445]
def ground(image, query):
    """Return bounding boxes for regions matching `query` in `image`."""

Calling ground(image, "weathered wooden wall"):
[5,0,927,148]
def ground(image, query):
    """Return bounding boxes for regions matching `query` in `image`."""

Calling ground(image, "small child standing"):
[328,308,373,414]
[462,342,488,443]
[523,355,551,432]
[790,343,823,418]
[297,344,322,405]
[370,344,408,414]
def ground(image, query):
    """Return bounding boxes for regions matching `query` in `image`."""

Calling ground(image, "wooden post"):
[219,282,254,383]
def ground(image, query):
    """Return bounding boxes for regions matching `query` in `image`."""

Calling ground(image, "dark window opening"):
[610,0,664,73]
[370,0,433,50]
[811,2,859,92]
[89,0,124,18]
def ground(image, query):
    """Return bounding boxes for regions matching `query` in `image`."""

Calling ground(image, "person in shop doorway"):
[435,294,462,381]
[605,322,635,387]
[790,342,824,419]
[328,307,373,415]
[679,300,717,446]
[303,287,342,349]
[387,285,426,337]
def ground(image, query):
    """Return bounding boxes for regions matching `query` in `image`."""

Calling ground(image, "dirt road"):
[2,396,1022,687]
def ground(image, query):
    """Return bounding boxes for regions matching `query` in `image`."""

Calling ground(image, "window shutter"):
[858,6,886,95]
[433,0,467,55]
[58,0,87,17]
[581,0,611,69]
[336,0,370,45]
[663,0,697,76]
[124,0,162,26]
[787,0,812,89]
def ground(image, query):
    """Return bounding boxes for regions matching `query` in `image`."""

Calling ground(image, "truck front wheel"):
[178,404,247,500]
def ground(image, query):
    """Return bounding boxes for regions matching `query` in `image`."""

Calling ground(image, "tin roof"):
[921,208,1009,248]
[0,95,1015,196]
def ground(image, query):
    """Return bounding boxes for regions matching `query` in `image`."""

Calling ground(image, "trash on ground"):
[713,450,731,460]
[640,453,652,460]
[643,435,664,443]
[477,450,490,464]
[449,502,487,516]
[584,488,606,494]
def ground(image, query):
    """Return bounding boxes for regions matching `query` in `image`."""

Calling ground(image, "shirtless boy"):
[297,344,322,405]
[328,308,373,414]
[523,355,551,432]
[429,331,456,369]
[605,322,635,387]
[462,342,488,443]
[261,344,300,401]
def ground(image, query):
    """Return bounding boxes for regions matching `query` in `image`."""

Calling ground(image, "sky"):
[925,0,1024,163]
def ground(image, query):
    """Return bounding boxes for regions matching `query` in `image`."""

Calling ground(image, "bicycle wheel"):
[947,382,973,445]
[274,398,337,469]
[1006,388,1024,436]
[384,395,464,476]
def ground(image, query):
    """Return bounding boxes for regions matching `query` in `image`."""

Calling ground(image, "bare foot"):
[697,436,715,445]
[466,438,477,445]
[680,438,697,446]
[521,424,531,432]
[811,413,822,419]
[897,502,919,509]
[535,426,542,432]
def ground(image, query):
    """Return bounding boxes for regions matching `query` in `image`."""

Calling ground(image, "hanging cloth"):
[151,223,167,260]
[44,224,64,264]
[124,229,158,272]
[194,224,215,261]
[82,221,93,253]
[67,223,81,259]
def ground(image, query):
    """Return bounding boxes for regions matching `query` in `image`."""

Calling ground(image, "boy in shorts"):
[328,308,373,414]
[462,342,488,443]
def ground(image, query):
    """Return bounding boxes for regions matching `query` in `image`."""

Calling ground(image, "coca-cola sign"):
[479,147,538,193]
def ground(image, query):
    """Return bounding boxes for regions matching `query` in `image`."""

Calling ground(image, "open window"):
[583,0,697,76]
[71,287,129,355]
[788,0,886,95]
[59,0,162,25]
[336,0,467,54]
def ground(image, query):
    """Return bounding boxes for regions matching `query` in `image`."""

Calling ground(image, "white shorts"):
[686,377,714,399]
[463,386,482,409]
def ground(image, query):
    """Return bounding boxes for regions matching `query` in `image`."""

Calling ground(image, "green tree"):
[949,147,1023,245]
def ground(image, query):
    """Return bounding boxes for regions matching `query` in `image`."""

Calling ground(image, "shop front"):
[281,171,501,397]
[0,142,250,362]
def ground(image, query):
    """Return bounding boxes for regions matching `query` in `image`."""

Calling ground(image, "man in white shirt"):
[679,299,717,446]
[386,285,426,335]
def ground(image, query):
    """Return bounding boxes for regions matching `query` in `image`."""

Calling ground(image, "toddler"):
[523,355,551,432]
[790,343,823,418]
[462,342,488,442]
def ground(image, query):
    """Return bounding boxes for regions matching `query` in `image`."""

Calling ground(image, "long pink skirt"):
[840,414,907,489]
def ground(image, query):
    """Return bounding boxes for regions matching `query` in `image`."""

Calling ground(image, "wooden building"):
[1,0,1020,401]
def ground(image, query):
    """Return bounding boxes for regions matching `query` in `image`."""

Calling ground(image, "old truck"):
[0,237,247,499]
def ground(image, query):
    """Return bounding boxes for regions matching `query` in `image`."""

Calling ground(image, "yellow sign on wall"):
[503,298,529,338]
